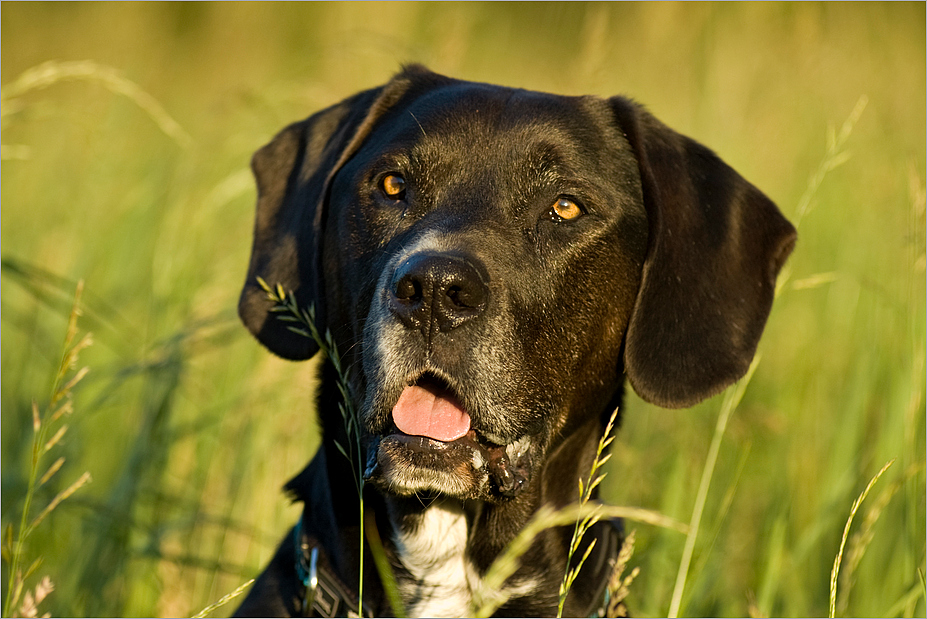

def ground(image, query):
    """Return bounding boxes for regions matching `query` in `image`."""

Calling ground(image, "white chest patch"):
[393,502,477,617]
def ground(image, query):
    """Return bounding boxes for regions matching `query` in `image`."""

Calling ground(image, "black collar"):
[292,512,623,617]
[293,517,374,618]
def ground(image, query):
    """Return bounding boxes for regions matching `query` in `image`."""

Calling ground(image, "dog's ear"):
[611,98,796,408]
[239,66,437,359]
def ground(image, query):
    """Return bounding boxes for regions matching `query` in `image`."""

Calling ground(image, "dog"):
[233,65,796,617]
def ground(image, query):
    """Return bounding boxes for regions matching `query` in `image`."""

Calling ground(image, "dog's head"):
[239,65,795,501]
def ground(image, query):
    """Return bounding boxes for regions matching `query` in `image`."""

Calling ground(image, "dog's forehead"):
[380,82,618,160]
[357,82,632,195]
[413,83,591,129]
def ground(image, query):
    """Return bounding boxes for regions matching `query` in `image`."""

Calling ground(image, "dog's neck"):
[387,499,481,616]
[384,495,554,617]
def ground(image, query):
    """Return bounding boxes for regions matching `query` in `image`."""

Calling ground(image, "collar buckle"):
[293,518,371,618]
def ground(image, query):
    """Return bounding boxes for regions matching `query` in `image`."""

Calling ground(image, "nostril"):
[446,283,483,310]
[394,275,421,301]
[447,285,462,306]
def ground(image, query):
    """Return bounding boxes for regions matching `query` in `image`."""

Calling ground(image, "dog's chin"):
[364,430,534,501]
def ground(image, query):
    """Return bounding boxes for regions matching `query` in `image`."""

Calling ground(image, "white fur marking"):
[395,502,474,617]
[393,501,541,616]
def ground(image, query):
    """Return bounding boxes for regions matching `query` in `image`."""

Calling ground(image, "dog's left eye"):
[548,197,584,222]
[380,173,407,200]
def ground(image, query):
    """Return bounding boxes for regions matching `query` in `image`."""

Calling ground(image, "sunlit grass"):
[1,2,924,617]
[2,283,92,618]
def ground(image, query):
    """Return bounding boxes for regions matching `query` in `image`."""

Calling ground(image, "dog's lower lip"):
[383,426,492,449]
[384,432,467,452]
[373,427,530,497]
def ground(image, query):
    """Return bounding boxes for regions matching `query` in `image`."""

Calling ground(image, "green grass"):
[1,3,924,617]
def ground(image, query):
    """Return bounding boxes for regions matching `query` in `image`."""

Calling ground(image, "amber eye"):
[380,174,406,199]
[550,197,583,221]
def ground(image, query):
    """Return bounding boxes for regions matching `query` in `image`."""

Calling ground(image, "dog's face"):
[239,66,795,502]
[325,86,648,500]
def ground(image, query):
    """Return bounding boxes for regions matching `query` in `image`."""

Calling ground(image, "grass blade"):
[668,355,760,618]
[191,578,255,618]
[474,503,686,618]
[2,60,191,147]
[829,459,895,618]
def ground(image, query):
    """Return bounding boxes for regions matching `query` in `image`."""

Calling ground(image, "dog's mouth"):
[363,374,533,500]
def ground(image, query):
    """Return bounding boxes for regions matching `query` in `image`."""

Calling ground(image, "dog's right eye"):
[548,196,585,222]
[380,174,407,200]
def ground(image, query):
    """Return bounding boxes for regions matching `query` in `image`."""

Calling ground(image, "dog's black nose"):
[388,252,489,333]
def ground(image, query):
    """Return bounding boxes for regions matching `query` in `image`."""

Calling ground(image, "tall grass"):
[558,406,621,617]
[2,283,92,618]
[259,280,369,616]
[2,3,924,617]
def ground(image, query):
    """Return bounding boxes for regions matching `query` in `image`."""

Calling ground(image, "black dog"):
[234,65,795,617]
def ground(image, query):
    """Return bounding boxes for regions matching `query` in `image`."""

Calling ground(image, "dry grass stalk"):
[603,529,639,618]
[190,578,255,619]
[829,459,895,618]
[2,282,93,618]
[558,406,620,617]
[1,60,191,152]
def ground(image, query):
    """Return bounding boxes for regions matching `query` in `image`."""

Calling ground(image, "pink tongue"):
[392,384,471,442]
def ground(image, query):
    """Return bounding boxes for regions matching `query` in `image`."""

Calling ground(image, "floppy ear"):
[239,68,434,359]
[611,98,797,408]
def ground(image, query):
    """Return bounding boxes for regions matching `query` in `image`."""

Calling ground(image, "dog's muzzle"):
[362,250,536,500]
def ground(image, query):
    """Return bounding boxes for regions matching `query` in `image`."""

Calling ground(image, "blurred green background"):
[1,3,924,617]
